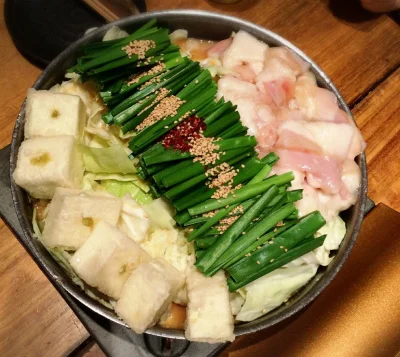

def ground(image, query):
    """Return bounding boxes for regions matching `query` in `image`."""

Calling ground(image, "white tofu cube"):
[25,90,86,139]
[147,258,185,297]
[185,270,235,343]
[13,136,84,199]
[42,188,122,250]
[70,221,150,299]
[115,258,184,334]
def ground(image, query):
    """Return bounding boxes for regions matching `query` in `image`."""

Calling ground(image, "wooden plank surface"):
[0,7,40,149]
[0,221,89,357]
[0,0,399,356]
[0,1,90,356]
[355,68,400,212]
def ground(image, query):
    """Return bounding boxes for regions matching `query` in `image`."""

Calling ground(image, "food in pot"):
[12,19,364,343]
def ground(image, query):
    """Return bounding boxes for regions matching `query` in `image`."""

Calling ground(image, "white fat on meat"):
[256,58,296,106]
[294,75,340,122]
[213,36,365,269]
[207,37,233,59]
[255,105,279,154]
[341,159,362,199]
[275,149,343,194]
[217,76,279,148]
[277,120,356,161]
[222,30,268,76]
[217,75,259,100]
[255,48,309,107]
[217,76,260,135]
[259,56,296,83]
[265,47,310,76]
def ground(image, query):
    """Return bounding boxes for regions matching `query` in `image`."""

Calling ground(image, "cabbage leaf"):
[143,198,176,230]
[236,264,318,322]
[82,145,137,174]
[117,195,150,243]
[101,180,152,205]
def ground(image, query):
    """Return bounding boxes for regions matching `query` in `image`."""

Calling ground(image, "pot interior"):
[10,10,367,339]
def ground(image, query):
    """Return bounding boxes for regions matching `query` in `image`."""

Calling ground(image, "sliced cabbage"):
[143,198,176,230]
[117,195,150,243]
[101,180,152,205]
[82,145,137,174]
[86,125,126,147]
[140,229,196,305]
[141,229,195,274]
[236,264,318,322]
[313,215,346,266]
[118,129,137,140]
[84,172,149,191]
[84,114,135,154]
[230,292,245,316]
[82,172,151,205]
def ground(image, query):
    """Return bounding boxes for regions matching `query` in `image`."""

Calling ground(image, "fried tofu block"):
[115,258,184,334]
[13,136,84,199]
[42,188,122,250]
[25,90,86,139]
[70,221,150,299]
[185,270,235,343]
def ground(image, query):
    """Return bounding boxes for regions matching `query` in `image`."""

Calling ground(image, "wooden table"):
[0,1,399,356]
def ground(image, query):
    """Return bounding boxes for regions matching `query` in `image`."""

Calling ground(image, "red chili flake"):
[162,115,206,152]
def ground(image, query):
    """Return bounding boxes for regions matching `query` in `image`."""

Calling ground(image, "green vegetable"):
[223,220,298,268]
[227,235,326,292]
[81,145,136,174]
[101,180,152,204]
[209,203,297,274]
[195,236,219,249]
[195,186,279,274]
[187,203,239,241]
[227,211,326,283]
[83,172,149,192]
[174,210,191,225]
[188,172,294,216]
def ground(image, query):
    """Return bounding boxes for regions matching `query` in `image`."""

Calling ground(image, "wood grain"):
[0,1,90,356]
[0,1,41,150]
[146,0,400,105]
[0,219,89,357]
[354,67,400,211]
[0,0,399,356]
[82,0,138,22]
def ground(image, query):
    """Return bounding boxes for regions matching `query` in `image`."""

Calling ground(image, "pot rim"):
[9,9,367,339]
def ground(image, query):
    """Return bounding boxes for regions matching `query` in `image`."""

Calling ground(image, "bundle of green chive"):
[69,19,328,292]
